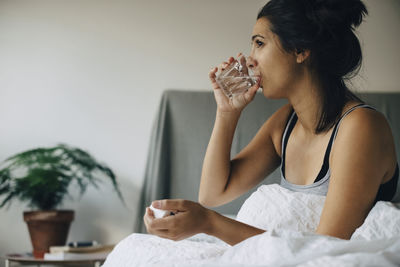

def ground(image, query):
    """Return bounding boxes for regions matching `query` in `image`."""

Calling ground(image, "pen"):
[68,241,99,247]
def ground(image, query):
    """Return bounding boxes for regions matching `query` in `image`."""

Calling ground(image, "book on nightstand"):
[49,244,114,254]
[43,251,110,260]
[44,244,114,260]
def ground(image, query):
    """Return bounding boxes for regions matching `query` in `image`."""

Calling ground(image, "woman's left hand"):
[143,199,213,241]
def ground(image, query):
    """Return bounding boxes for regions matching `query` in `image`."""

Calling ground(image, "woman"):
[144,0,398,245]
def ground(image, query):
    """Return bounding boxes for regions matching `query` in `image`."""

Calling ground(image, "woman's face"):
[248,18,302,99]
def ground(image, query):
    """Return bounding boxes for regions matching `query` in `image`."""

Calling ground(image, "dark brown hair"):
[258,0,368,133]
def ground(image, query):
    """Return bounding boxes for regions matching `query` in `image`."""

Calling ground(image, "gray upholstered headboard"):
[136,90,400,233]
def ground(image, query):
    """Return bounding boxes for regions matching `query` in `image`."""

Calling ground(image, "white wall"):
[355,0,400,92]
[0,0,399,261]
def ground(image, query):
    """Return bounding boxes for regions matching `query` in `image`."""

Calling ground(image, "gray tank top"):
[280,104,375,196]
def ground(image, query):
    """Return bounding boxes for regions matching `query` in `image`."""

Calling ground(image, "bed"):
[105,90,400,266]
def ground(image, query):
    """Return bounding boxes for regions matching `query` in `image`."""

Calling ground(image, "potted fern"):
[0,143,124,258]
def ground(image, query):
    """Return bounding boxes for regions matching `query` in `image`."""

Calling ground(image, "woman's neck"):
[288,72,324,136]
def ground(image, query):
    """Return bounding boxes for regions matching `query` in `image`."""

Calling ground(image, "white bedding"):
[103,184,400,267]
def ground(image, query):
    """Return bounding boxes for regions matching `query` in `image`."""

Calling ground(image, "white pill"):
[150,204,170,218]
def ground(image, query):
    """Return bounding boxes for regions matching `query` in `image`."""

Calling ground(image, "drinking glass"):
[215,59,257,98]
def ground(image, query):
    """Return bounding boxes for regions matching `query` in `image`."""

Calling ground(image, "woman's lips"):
[253,75,262,87]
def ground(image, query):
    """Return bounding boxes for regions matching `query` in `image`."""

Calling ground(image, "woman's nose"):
[246,56,257,70]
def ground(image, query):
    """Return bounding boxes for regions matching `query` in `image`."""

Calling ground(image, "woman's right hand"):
[209,54,260,114]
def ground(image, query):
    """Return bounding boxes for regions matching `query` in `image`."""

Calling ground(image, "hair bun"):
[306,0,368,30]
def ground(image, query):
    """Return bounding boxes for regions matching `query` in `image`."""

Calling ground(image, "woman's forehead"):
[252,17,272,38]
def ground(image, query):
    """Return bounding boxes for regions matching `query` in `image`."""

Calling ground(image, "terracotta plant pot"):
[23,210,75,258]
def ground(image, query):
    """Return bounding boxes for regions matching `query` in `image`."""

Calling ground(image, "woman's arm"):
[199,102,290,207]
[144,199,265,246]
[199,55,289,207]
[316,108,397,239]
[198,110,241,206]
[199,56,260,206]
[207,209,265,245]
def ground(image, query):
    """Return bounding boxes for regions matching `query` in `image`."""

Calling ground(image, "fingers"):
[152,199,190,211]
[244,78,261,101]
[149,214,177,230]
[218,61,231,73]
[143,208,154,233]
[144,205,182,241]
[209,67,218,83]
[209,56,235,86]
[216,56,235,74]
[143,208,154,225]
[144,206,181,240]
[147,207,154,217]
[209,67,224,92]
[144,217,170,237]
[239,55,249,75]
[209,54,244,93]
[144,207,170,230]
[210,55,239,77]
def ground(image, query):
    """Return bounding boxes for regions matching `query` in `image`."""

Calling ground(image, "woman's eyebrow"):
[251,34,265,41]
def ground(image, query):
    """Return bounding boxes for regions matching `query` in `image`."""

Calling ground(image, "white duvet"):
[103,184,400,267]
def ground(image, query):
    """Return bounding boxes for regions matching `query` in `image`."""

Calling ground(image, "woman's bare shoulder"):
[337,105,394,144]
[332,105,397,179]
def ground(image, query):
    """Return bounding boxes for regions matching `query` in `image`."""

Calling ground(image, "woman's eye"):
[255,40,264,48]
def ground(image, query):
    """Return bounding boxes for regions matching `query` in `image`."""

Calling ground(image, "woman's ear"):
[295,49,310,64]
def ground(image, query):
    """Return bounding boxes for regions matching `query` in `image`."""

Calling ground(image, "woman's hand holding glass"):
[209,54,260,114]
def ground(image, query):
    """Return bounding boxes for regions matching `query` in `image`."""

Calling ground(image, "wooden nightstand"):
[2,253,107,267]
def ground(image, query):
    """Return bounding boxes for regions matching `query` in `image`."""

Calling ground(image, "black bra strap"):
[315,103,376,182]
[281,110,297,177]
[282,103,376,183]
